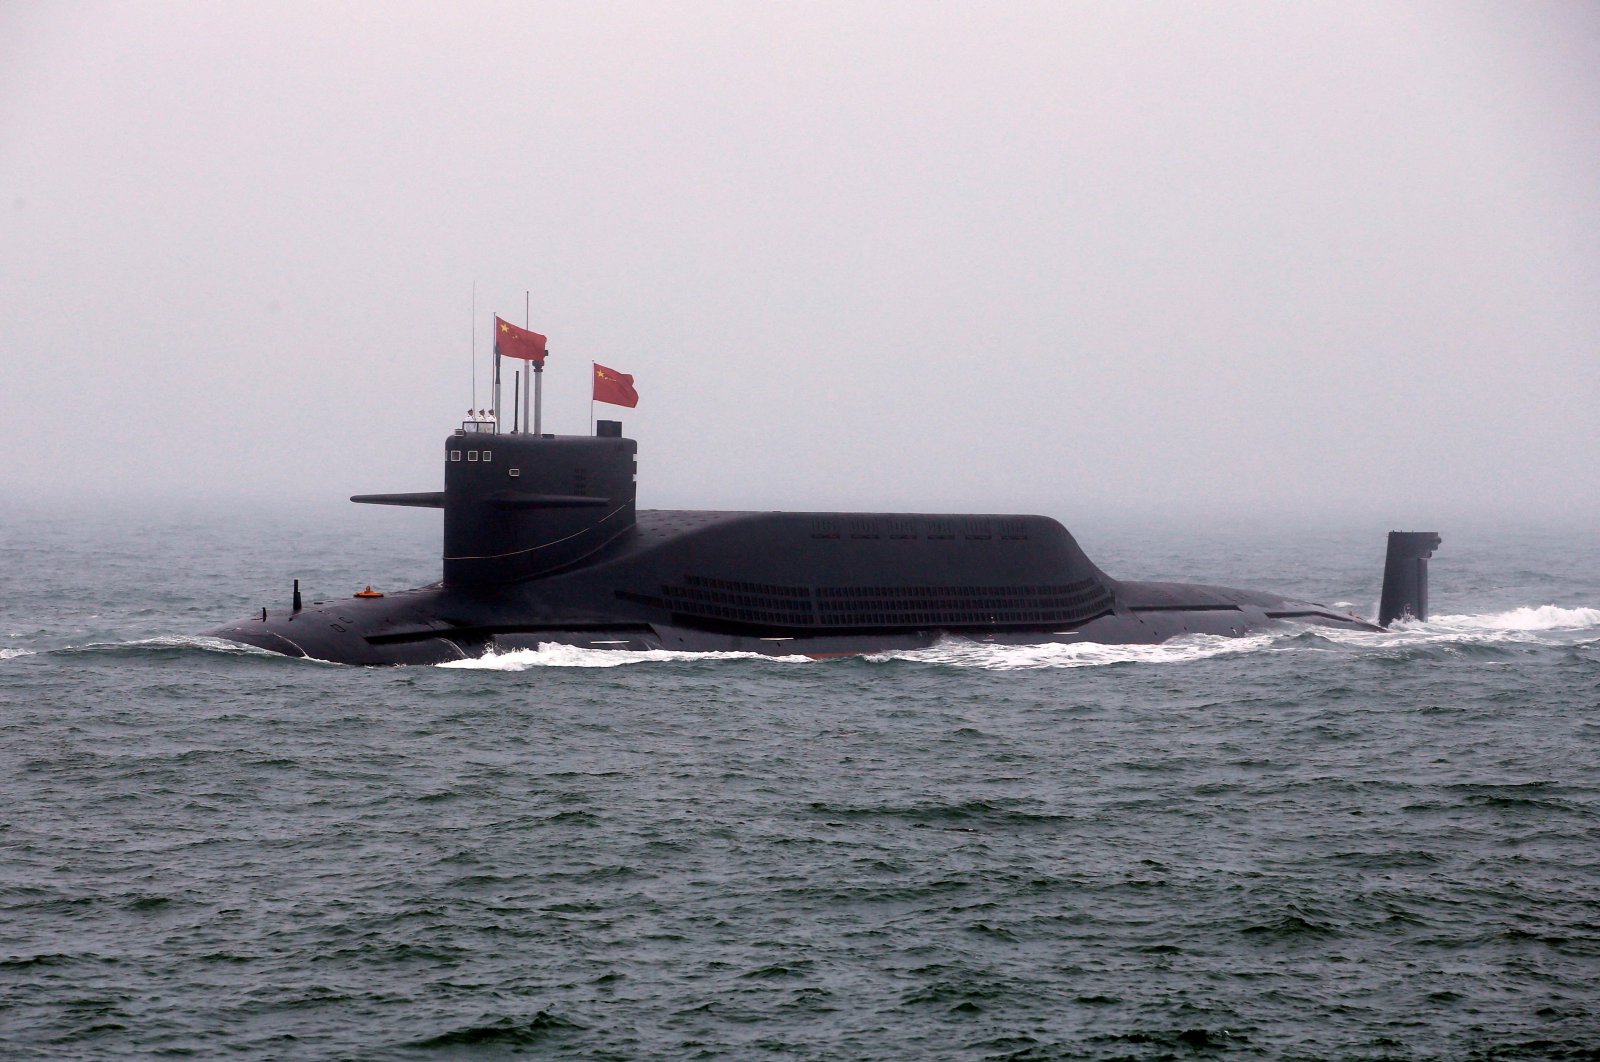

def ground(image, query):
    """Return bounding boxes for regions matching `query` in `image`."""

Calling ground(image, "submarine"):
[207,416,1441,666]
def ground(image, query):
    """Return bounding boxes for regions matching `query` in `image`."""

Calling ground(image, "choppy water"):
[4,503,1600,1060]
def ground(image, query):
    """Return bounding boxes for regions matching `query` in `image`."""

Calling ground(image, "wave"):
[111,635,277,653]
[436,603,1599,672]
[1314,604,1600,653]
[21,606,1586,672]
[863,633,1279,671]
[870,608,1599,667]
[438,644,813,670]
[13,636,289,661]
[436,633,1283,672]
[1433,604,1600,632]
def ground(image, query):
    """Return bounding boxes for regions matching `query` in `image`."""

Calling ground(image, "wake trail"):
[435,603,1600,672]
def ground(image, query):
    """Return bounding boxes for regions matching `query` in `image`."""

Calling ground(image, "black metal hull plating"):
[208,510,1378,666]
[206,429,1405,664]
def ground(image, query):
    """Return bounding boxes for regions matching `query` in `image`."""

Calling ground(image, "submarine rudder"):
[1378,530,1442,627]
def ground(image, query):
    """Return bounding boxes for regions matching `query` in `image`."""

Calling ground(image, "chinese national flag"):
[494,316,547,365]
[593,362,638,408]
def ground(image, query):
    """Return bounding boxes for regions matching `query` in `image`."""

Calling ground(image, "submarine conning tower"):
[436,421,637,586]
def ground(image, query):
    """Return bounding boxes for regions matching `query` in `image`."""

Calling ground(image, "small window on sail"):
[450,451,461,462]
[482,451,492,462]
[468,451,479,462]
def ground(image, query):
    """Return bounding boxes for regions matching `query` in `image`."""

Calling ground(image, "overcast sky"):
[3,1,1597,528]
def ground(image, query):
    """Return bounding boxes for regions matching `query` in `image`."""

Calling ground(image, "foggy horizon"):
[4,2,1598,527]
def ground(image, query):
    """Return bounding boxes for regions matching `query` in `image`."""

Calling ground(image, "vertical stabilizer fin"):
[1378,531,1442,627]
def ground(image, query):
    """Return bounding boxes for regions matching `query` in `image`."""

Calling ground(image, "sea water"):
[3,502,1598,1060]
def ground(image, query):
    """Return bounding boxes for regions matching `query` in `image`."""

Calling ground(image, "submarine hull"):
[208,512,1379,666]
[209,578,1377,666]
[206,428,1403,665]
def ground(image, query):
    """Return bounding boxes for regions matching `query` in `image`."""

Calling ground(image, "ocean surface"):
[3,502,1599,1060]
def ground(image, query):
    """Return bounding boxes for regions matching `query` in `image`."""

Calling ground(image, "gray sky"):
[3,1,1597,527]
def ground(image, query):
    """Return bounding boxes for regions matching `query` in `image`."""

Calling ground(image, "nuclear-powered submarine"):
[205,415,1440,665]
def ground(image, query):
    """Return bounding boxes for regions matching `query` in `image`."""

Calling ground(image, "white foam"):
[432,605,1600,672]
[438,634,1278,672]
[50,635,289,658]
[0,647,35,660]
[1308,603,1600,652]
[133,635,284,653]
[865,633,1280,671]
[1434,604,1600,632]
[438,643,813,670]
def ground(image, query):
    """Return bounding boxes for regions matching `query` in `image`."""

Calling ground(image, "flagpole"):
[525,291,541,437]
[471,281,477,412]
[492,312,501,435]
[512,369,520,432]
[590,362,595,435]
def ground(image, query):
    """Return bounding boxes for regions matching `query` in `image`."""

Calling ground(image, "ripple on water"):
[5,515,1600,1059]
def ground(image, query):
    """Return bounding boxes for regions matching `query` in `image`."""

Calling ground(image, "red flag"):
[494,316,547,365]
[592,362,638,408]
